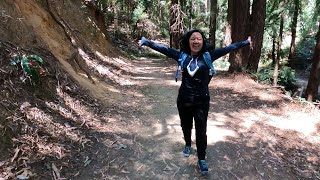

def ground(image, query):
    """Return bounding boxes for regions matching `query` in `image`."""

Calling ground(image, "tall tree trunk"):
[288,0,299,66]
[204,0,208,13]
[209,0,217,48]
[158,0,162,24]
[113,3,119,36]
[305,24,320,102]
[170,0,180,48]
[223,0,233,47]
[273,15,284,86]
[228,0,250,73]
[272,34,276,64]
[179,0,186,12]
[207,0,210,14]
[246,0,266,73]
[189,0,194,29]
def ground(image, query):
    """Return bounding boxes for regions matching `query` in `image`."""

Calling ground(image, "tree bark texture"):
[209,0,217,48]
[273,15,284,86]
[305,24,320,102]
[223,0,233,47]
[272,35,276,64]
[170,0,181,48]
[246,0,266,73]
[288,0,299,65]
[189,0,194,29]
[228,0,250,73]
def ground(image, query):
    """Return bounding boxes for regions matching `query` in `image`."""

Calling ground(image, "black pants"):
[177,95,209,160]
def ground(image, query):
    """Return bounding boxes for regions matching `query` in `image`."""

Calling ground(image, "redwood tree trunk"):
[305,24,320,102]
[246,0,266,73]
[189,0,194,29]
[209,0,217,48]
[288,0,299,66]
[228,0,250,73]
[223,0,233,47]
[273,15,284,86]
[170,0,180,48]
[113,3,119,36]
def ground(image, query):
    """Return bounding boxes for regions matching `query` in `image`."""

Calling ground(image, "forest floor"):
[1,48,320,180]
[71,57,320,180]
[67,55,320,179]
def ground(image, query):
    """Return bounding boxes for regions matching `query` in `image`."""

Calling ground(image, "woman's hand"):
[247,36,253,49]
[247,36,252,44]
[139,37,148,47]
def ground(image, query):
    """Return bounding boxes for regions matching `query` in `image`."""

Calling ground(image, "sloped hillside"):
[0,0,142,179]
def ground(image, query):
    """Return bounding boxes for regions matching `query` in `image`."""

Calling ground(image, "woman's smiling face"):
[189,32,203,55]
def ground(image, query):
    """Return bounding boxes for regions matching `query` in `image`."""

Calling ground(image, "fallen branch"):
[171,167,180,180]
[228,170,241,180]
[52,163,66,180]
[11,147,20,163]
[0,68,8,73]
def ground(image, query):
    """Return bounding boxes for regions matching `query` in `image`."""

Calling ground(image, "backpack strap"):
[176,52,189,82]
[203,52,216,76]
[175,51,215,82]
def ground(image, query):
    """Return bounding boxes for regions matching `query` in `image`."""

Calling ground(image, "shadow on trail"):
[210,87,282,114]
[205,121,320,179]
[110,58,320,179]
[77,58,319,180]
[76,115,320,180]
[62,58,319,179]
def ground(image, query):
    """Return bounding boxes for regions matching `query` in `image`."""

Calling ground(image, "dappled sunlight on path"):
[121,58,320,179]
[75,57,320,179]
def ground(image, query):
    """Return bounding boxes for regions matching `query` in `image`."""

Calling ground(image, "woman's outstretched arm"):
[139,37,181,61]
[210,37,252,61]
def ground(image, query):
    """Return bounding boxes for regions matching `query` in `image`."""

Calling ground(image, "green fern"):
[10,54,44,84]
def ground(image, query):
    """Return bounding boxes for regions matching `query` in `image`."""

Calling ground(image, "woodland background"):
[107,0,320,102]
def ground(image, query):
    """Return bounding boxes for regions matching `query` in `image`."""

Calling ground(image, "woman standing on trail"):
[139,29,251,175]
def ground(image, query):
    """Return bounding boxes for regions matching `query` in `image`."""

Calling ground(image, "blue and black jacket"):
[140,37,250,103]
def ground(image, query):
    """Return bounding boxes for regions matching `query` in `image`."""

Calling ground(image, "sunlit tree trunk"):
[288,0,300,66]
[170,0,180,48]
[273,15,284,86]
[246,0,266,73]
[189,0,194,29]
[158,0,162,24]
[209,0,217,48]
[228,0,250,73]
[223,0,233,47]
[204,0,208,13]
[305,24,320,102]
[113,3,119,36]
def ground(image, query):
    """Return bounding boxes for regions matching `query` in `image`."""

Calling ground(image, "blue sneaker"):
[198,160,208,175]
[182,146,191,157]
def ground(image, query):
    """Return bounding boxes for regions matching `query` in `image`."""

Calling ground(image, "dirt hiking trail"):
[75,57,320,180]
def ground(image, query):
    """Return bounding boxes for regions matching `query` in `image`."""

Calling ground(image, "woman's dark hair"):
[179,28,210,55]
